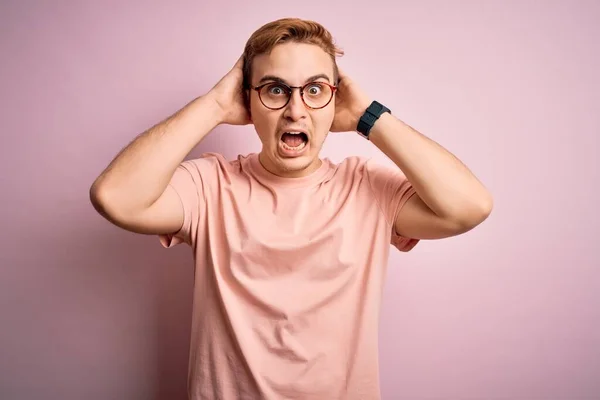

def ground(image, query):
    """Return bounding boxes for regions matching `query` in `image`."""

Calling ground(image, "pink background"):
[1,1,599,399]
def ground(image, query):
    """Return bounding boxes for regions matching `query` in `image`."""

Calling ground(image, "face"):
[248,42,336,178]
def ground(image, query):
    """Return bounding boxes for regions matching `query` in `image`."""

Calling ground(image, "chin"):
[277,155,314,171]
[263,147,319,177]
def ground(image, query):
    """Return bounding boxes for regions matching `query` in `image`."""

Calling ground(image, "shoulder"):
[327,155,368,174]
[181,152,250,175]
[177,152,260,189]
[328,155,399,179]
[182,152,230,170]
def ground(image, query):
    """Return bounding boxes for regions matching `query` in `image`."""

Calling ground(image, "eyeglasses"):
[249,81,338,110]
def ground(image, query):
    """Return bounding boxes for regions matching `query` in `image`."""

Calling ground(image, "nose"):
[283,88,308,121]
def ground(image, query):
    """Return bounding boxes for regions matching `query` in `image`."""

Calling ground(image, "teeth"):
[281,140,307,151]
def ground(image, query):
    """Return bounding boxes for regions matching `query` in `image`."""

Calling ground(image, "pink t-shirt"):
[159,152,419,400]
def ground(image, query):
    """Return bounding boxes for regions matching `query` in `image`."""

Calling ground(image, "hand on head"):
[209,56,252,126]
[331,68,372,133]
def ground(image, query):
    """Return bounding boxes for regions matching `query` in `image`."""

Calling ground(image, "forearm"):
[368,113,493,222]
[90,93,222,213]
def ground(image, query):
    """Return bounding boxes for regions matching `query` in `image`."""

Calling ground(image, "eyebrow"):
[257,73,331,85]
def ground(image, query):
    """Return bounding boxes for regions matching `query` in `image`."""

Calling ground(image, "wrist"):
[364,112,395,141]
[355,100,391,139]
[203,91,228,125]
[352,99,373,131]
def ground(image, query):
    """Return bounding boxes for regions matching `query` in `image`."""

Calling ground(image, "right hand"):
[209,56,252,126]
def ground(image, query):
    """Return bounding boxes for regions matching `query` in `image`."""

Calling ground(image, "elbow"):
[89,178,125,222]
[89,179,112,217]
[89,179,151,229]
[478,190,494,220]
[89,182,132,229]
[445,192,493,234]
[457,192,494,231]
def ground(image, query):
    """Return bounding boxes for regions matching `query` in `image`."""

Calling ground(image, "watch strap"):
[356,101,391,139]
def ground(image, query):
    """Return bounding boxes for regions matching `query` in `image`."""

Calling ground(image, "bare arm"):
[89,94,221,233]
[332,68,493,240]
[369,113,493,239]
[90,57,250,234]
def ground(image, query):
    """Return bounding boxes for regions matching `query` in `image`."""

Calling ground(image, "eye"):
[306,83,324,95]
[266,83,288,96]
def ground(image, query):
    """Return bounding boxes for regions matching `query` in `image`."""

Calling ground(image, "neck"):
[258,152,322,178]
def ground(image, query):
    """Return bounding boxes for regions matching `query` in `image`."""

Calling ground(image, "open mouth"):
[280,131,309,152]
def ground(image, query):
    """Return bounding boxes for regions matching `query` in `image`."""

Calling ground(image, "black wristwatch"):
[356,101,391,139]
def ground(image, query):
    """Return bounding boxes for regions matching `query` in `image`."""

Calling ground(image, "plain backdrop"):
[1,0,598,399]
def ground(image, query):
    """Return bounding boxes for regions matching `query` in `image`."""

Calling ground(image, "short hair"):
[242,17,344,101]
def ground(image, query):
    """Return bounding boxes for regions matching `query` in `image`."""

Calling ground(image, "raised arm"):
[368,113,493,239]
[89,57,250,235]
[331,68,493,240]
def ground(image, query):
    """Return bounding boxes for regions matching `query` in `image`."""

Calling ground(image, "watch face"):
[369,101,390,115]
[357,101,389,139]
[369,102,384,114]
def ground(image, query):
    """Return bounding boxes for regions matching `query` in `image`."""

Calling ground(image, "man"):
[90,17,492,400]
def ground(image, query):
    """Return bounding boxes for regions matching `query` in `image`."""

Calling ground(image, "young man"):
[90,18,492,400]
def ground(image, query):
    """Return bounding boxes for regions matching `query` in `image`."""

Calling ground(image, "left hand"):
[330,68,372,133]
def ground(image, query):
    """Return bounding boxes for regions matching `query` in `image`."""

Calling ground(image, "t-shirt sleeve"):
[158,159,206,249]
[365,159,420,252]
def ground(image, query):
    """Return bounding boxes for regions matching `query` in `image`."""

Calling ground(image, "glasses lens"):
[259,83,290,109]
[258,82,334,109]
[302,82,333,108]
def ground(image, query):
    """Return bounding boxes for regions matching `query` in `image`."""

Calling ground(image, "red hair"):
[242,18,344,93]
